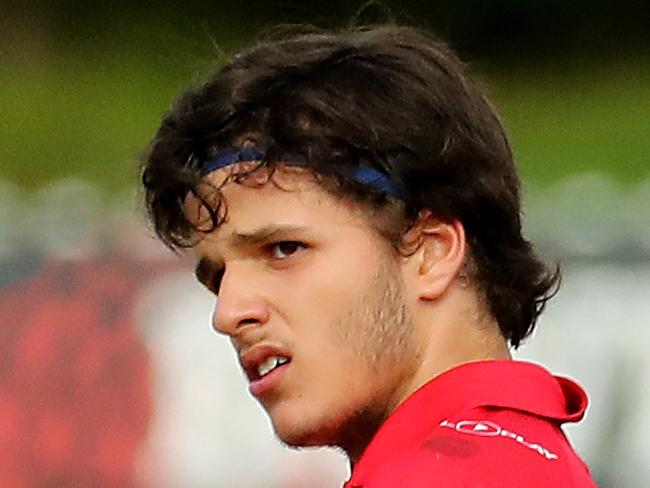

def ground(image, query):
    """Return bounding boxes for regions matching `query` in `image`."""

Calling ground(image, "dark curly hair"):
[142,24,559,348]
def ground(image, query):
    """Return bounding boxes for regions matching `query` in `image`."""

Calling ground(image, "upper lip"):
[240,344,291,382]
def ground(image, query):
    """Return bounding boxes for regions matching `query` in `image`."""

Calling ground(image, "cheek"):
[272,244,410,386]
[270,257,361,343]
[288,307,376,403]
[289,289,391,392]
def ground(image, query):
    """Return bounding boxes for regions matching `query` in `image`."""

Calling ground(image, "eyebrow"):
[194,224,310,282]
[230,224,310,247]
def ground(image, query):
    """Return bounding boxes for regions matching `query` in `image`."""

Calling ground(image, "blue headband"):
[200,146,400,198]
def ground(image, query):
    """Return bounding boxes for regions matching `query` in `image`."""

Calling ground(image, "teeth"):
[257,356,289,378]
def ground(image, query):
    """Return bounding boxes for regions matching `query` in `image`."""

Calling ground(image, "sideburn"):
[335,253,416,376]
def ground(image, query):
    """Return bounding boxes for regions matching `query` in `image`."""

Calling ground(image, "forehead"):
[183,163,377,249]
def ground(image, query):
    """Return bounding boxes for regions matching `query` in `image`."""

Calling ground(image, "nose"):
[211,266,270,336]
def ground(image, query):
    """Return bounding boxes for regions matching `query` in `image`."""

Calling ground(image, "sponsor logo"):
[439,419,559,460]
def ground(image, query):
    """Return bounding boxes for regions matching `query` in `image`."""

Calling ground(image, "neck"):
[343,293,511,466]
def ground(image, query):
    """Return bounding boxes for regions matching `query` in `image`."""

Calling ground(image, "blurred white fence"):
[1,174,648,487]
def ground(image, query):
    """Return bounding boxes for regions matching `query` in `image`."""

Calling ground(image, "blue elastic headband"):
[200,146,400,198]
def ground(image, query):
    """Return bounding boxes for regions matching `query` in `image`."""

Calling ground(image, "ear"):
[403,213,467,301]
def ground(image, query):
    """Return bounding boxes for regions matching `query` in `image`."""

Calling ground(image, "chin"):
[268,404,345,448]
[272,418,341,448]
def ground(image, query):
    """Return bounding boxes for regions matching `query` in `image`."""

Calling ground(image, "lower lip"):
[249,362,290,397]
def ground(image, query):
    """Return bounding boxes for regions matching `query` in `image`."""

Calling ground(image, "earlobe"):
[414,217,467,301]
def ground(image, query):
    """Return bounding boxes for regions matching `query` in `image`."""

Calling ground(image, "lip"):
[240,344,292,397]
[249,361,290,397]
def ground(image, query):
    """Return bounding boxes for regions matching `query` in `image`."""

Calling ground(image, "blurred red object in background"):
[0,256,160,487]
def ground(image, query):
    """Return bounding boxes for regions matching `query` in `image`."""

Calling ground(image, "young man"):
[142,25,596,487]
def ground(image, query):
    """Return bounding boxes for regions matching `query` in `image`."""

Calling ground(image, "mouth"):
[255,355,290,379]
[240,345,292,396]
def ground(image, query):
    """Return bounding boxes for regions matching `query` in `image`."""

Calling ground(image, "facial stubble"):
[278,253,418,455]
[333,255,418,456]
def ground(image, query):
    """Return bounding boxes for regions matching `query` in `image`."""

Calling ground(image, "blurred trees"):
[1,0,649,190]
[4,0,649,58]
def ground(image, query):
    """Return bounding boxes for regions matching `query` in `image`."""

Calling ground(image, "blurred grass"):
[0,45,212,192]
[489,58,650,187]
[1,35,648,193]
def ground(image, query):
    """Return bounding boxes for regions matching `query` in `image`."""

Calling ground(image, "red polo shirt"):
[345,360,596,487]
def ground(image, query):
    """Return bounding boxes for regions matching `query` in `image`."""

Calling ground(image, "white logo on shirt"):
[439,419,559,461]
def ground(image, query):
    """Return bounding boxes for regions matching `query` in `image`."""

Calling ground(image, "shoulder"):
[356,407,596,488]
[435,407,596,487]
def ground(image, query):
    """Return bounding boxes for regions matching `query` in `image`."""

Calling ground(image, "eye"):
[196,262,224,295]
[200,270,223,295]
[269,241,305,260]
[208,269,225,294]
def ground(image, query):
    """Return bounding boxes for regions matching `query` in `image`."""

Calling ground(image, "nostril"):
[239,318,260,327]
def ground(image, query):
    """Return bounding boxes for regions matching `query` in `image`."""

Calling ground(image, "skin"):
[186,164,511,464]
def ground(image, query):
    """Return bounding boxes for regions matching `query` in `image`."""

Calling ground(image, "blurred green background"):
[1,3,649,487]
[1,0,649,193]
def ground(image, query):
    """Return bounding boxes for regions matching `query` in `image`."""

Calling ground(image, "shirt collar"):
[347,359,588,485]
